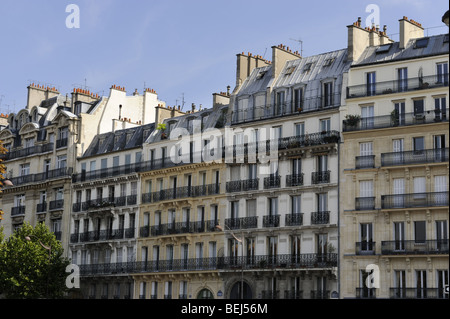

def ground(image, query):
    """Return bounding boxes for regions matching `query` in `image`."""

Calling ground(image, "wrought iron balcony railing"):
[284,290,303,299]
[356,241,376,255]
[224,216,258,230]
[381,148,449,167]
[285,213,303,226]
[11,206,25,216]
[343,109,449,132]
[141,184,221,204]
[264,175,281,189]
[8,167,73,186]
[70,228,136,243]
[355,155,375,169]
[311,171,331,184]
[139,220,219,238]
[286,174,304,187]
[347,73,449,99]
[381,240,449,255]
[77,253,338,276]
[310,290,330,299]
[49,199,64,211]
[356,288,376,299]
[263,215,280,228]
[389,288,447,299]
[2,143,54,161]
[36,202,47,214]
[56,138,68,149]
[355,197,375,211]
[311,211,330,225]
[381,192,448,209]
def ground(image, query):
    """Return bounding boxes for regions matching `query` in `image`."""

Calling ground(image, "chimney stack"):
[399,16,424,49]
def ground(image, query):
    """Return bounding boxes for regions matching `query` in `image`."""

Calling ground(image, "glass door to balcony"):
[416,270,427,299]
[436,220,448,252]
[394,102,406,126]
[360,223,374,253]
[394,222,405,252]
[398,68,408,92]
[394,270,406,298]
[366,72,376,96]
[392,139,404,165]
[393,178,405,208]
[361,105,374,129]
[437,270,449,299]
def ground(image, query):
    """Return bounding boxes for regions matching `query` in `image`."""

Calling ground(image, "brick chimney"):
[399,16,424,49]
[235,52,271,89]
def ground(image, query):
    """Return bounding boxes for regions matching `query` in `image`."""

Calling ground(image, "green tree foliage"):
[0,223,71,298]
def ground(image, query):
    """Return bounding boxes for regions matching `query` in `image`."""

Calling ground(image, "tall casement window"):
[434,96,447,121]
[320,118,331,132]
[366,72,376,96]
[413,99,425,117]
[394,101,406,125]
[359,223,374,252]
[436,62,448,85]
[397,67,408,92]
[293,87,303,111]
[361,105,374,129]
[323,82,333,107]
[275,91,285,115]
[295,122,305,137]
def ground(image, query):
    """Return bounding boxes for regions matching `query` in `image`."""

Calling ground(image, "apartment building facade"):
[340,17,449,299]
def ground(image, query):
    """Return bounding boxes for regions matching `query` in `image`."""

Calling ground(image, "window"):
[25,138,35,148]
[414,221,426,243]
[59,127,68,140]
[246,199,256,218]
[413,99,424,117]
[323,82,333,107]
[434,97,447,121]
[57,155,67,169]
[20,163,30,176]
[293,88,303,111]
[320,119,331,132]
[416,270,427,298]
[366,72,376,96]
[256,70,267,80]
[359,142,373,156]
[361,105,374,128]
[360,223,373,252]
[413,137,425,151]
[303,63,313,72]
[397,68,408,92]
[323,57,335,67]
[275,91,285,115]
[394,222,405,251]
[414,38,429,49]
[360,180,374,198]
[291,195,301,214]
[295,122,305,137]
[394,101,406,125]
[292,158,302,175]
[392,139,404,164]
[376,44,392,54]
[268,197,278,216]
[230,201,239,219]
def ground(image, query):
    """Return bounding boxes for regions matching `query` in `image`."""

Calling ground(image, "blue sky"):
[0,0,448,114]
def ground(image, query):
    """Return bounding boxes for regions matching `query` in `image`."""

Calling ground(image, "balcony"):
[390,288,447,299]
[141,184,221,204]
[356,288,376,299]
[381,192,448,209]
[224,217,258,230]
[56,138,68,149]
[311,171,330,184]
[231,92,342,125]
[284,290,303,299]
[8,167,73,186]
[11,206,25,216]
[70,228,136,243]
[261,290,280,299]
[264,175,281,189]
[226,180,242,193]
[78,253,338,276]
[355,197,375,210]
[242,179,259,191]
[310,290,330,299]
[355,241,376,255]
[355,155,375,169]
[285,213,303,226]
[49,200,64,211]
[2,143,54,161]
[347,73,449,99]
[36,202,47,214]
[263,215,280,228]
[381,148,449,167]
[311,211,330,225]
[286,174,304,187]
[343,109,449,132]
[381,240,449,255]
[140,220,219,238]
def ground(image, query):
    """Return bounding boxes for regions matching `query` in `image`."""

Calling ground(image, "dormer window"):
[414,38,429,49]
[25,138,35,148]
[303,63,313,72]
[256,71,267,80]
[376,44,392,54]
[323,58,335,67]
[285,66,296,75]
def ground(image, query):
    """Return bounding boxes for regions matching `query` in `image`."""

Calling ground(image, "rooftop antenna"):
[290,38,303,56]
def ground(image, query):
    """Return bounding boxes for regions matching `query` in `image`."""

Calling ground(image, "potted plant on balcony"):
[157,123,167,139]
[343,114,361,128]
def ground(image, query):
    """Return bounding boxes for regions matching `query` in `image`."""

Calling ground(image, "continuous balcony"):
[8,167,73,186]
[381,192,448,209]
[1,143,54,161]
[381,240,449,255]
[343,109,449,132]
[381,148,449,167]
[78,253,338,276]
[141,183,220,204]
[70,228,136,243]
[346,73,449,99]
[224,217,258,230]
[139,220,218,237]
[389,288,447,299]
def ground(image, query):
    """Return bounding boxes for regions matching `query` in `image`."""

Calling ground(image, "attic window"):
[376,44,392,54]
[256,71,267,80]
[285,66,296,75]
[303,63,313,72]
[323,58,335,67]
[414,38,429,49]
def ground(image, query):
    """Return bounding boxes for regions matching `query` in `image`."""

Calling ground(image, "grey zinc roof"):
[273,48,351,88]
[237,65,273,96]
[353,34,449,67]
[82,123,155,158]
